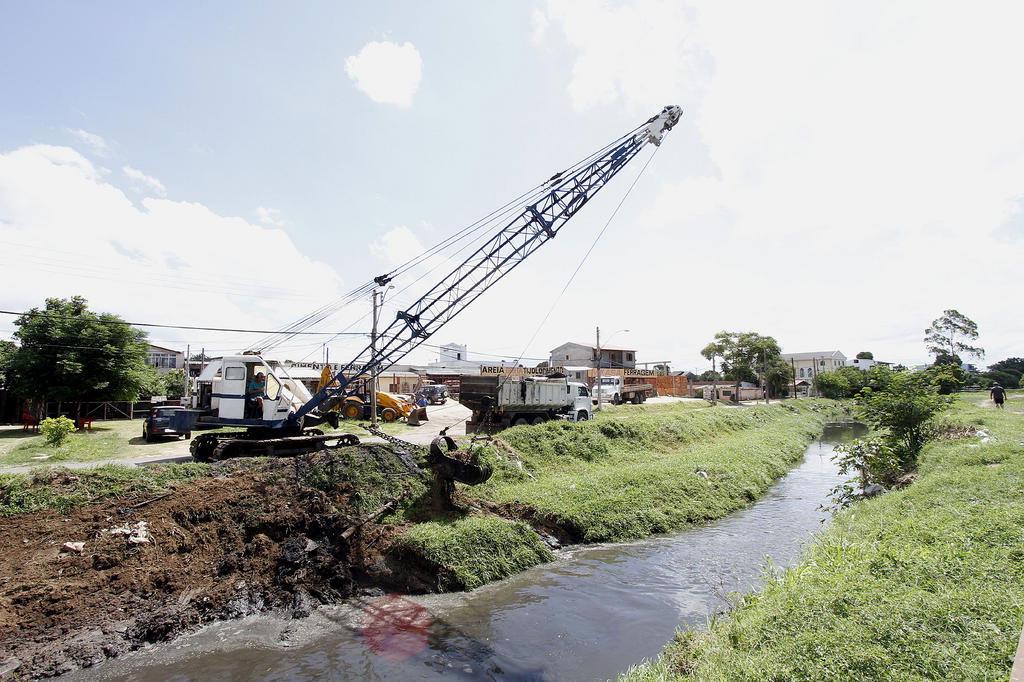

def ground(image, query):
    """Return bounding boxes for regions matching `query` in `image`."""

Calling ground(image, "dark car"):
[143,406,191,442]
[418,384,449,405]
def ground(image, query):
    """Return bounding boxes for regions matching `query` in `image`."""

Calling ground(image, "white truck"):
[459,375,593,432]
[592,375,655,405]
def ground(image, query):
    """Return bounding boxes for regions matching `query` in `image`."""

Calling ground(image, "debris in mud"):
[0,446,428,679]
[108,520,151,544]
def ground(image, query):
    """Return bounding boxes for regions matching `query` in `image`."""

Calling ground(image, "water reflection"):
[82,422,864,681]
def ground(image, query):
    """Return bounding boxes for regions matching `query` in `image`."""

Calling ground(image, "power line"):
[0,309,369,336]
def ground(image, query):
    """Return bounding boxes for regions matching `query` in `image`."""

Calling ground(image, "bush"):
[814,367,867,399]
[856,372,952,467]
[40,416,76,446]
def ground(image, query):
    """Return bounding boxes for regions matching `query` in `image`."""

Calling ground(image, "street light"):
[595,327,629,412]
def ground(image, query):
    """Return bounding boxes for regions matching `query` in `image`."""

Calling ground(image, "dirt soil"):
[0,453,425,679]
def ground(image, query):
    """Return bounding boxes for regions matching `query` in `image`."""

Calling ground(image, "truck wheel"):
[631,393,641,404]
[381,408,399,423]
[342,403,361,420]
[613,393,621,405]
[513,417,530,426]
[531,415,547,425]
[577,410,589,421]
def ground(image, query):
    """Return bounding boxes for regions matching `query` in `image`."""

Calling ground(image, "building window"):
[148,352,177,369]
[626,353,634,361]
[566,355,570,360]
[799,367,805,378]
[457,352,462,360]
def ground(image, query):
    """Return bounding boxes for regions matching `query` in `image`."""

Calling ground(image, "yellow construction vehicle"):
[317,367,415,422]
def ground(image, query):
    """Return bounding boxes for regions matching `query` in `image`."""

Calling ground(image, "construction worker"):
[247,372,267,417]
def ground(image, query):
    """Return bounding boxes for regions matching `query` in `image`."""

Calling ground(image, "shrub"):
[856,372,952,467]
[40,416,76,447]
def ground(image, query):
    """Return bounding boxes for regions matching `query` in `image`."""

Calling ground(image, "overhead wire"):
[256,120,651,356]
[496,143,663,392]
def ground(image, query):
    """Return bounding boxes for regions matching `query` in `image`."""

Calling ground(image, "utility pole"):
[185,343,190,407]
[595,326,602,412]
[792,357,797,399]
[370,289,380,426]
[763,347,768,403]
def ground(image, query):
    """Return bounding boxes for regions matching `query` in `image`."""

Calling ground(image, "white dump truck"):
[459,375,593,432]
[592,375,655,405]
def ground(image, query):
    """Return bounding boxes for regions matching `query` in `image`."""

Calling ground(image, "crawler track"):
[189,430,360,461]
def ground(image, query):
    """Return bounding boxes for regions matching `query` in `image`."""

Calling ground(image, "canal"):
[81,421,865,681]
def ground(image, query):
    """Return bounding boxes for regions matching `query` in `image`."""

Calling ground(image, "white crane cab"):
[194,356,312,426]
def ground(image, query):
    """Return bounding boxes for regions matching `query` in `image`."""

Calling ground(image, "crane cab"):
[192,356,314,429]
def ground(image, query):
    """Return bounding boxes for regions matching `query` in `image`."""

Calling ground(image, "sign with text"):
[480,365,566,376]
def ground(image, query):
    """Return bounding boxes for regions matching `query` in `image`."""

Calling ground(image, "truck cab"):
[568,382,593,421]
[592,375,653,405]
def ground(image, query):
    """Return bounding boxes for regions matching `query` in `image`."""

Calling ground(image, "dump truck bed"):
[459,375,574,413]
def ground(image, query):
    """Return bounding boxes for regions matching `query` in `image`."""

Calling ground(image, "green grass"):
[395,516,554,590]
[0,415,410,469]
[467,400,847,543]
[623,394,1024,681]
[0,463,211,516]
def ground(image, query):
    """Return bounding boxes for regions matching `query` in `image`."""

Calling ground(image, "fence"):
[42,401,154,421]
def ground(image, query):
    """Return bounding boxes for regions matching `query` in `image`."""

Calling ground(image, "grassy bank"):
[624,392,1024,681]
[0,462,211,516]
[397,400,847,589]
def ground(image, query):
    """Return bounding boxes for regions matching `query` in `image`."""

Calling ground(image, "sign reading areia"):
[480,366,656,377]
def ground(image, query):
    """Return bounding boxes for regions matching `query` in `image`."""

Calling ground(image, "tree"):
[856,372,952,468]
[924,309,983,362]
[856,351,874,360]
[985,358,1024,388]
[813,367,868,399]
[700,340,726,379]
[7,297,150,419]
[162,368,188,398]
[698,369,721,381]
[921,363,967,394]
[0,340,15,389]
[703,331,793,396]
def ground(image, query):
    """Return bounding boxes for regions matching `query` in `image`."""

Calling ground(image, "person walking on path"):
[990,383,1006,409]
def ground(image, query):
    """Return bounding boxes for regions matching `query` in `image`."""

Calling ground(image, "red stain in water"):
[360,594,433,661]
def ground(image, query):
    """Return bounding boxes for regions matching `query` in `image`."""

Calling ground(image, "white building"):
[146,344,184,374]
[549,341,637,369]
[781,350,848,384]
[850,357,891,371]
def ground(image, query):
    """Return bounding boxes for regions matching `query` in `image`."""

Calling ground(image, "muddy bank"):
[0,448,426,679]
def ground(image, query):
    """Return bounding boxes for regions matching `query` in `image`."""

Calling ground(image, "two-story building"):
[781,350,848,384]
[548,342,637,370]
[146,344,184,375]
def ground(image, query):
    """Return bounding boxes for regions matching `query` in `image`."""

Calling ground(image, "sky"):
[1,0,1022,372]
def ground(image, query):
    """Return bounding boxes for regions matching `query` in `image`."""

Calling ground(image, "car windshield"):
[155,408,179,417]
[600,377,617,385]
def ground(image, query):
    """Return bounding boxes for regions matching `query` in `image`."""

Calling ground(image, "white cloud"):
[66,128,110,156]
[529,0,1024,368]
[532,0,705,112]
[369,225,426,269]
[255,206,286,228]
[122,165,166,196]
[0,145,345,353]
[345,41,423,108]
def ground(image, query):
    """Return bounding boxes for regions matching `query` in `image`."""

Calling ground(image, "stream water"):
[81,421,865,681]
